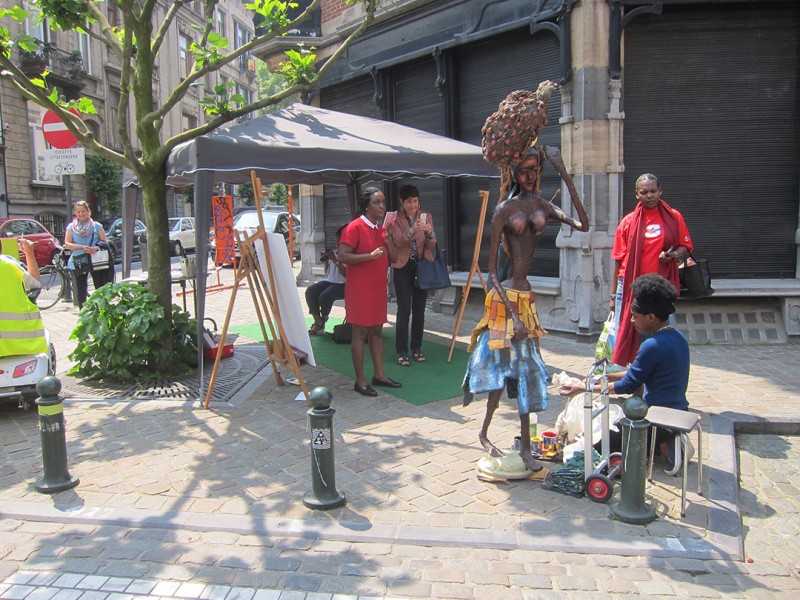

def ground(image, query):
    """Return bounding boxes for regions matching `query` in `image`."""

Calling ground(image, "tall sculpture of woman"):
[463,145,589,472]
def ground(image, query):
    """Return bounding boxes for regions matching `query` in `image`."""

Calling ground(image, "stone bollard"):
[303,387,346,510]
[611,396,656,525]
[34,376,79,494]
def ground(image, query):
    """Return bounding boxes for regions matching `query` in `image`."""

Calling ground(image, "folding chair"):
[646,406,703,517]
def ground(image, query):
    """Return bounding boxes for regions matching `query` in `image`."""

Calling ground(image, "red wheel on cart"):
[608,452,623,479]
[585,474,614,503]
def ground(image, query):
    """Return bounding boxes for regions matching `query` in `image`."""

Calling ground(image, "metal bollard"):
[303,387,346,510]
[34,376,79,494]
[611,396,656,525]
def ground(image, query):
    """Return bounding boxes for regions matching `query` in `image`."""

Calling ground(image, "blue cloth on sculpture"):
[462,328,550,415]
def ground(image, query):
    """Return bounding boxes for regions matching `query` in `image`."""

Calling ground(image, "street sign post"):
[41,109,79,149]
[42,148,85,176]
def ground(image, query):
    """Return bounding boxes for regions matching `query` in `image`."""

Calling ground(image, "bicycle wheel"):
[37,265,65,310]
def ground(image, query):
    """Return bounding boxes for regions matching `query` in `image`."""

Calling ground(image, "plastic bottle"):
[529,412,538,439]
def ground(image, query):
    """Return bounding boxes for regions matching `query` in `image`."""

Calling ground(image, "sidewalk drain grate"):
[60,343,269,403]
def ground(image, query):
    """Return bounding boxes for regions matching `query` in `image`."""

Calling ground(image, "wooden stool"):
[646,406,703,517]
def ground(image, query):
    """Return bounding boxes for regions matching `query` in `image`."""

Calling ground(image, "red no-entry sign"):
[42,109,80,149]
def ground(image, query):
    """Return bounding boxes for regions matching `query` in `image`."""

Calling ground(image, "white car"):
[168,217,196,256]
[210,209,301,261]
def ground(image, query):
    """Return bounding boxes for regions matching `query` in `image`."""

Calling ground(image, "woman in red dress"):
[338,187,403,396]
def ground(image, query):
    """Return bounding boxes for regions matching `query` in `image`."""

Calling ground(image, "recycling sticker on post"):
[42,147,85,176]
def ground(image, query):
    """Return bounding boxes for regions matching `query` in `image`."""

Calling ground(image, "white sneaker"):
[664,434,683,476]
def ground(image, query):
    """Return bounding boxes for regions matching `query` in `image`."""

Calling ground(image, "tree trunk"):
[139,171,174,370]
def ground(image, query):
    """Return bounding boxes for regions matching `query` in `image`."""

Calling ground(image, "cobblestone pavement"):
[737,434,800,572]
[1,261,799,598]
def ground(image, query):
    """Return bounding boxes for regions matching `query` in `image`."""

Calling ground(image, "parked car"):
[210,209,301,261]
[104,218,147,264]
[167,216,196,256]
[0,218,61,267]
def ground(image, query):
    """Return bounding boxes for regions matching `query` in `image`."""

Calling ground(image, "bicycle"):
[37,251,72,310]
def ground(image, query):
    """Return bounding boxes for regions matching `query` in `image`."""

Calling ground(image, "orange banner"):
[211,195,235,266]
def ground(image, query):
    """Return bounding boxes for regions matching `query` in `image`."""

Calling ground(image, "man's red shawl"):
[612,200,682,366]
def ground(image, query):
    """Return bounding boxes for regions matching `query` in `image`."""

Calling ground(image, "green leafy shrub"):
[68,282,197,381]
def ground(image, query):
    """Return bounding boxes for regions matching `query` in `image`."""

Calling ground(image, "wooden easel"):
[203,173,311,408]
[447,190,491,363]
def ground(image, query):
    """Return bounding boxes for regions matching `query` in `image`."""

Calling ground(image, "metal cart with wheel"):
[582,359,623,502]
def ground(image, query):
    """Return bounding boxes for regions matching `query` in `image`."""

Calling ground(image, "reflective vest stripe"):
[0,328,47,339]
[0,311,43,320]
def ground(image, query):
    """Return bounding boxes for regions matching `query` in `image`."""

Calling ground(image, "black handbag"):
[72,228,101,275]
[332,320,353,344]
[72,252,93,275]
[679,252,714,298]
[416,244,451,291]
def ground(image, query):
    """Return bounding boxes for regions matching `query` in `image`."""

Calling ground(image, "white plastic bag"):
[555,392,587,443]
[595,311,615,367]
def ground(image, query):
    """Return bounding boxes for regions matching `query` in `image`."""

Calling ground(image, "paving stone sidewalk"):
[1,264,799,599]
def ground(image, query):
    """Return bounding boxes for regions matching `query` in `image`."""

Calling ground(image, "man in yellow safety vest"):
[0,238,47,357]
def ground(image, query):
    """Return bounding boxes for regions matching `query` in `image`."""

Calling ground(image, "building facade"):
[282,0,799,340]
[0,0,257,239]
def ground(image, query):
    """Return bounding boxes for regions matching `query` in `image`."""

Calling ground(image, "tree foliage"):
[0,0,377,371]
[85,153,122,216]
[68,282,196,382]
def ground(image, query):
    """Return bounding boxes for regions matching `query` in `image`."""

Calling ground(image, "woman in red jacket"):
[338,187,402,397]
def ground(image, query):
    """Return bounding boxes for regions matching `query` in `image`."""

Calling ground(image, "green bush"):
[68,282,197,381]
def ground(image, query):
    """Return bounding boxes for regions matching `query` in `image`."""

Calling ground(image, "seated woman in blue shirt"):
[564,273,690,473]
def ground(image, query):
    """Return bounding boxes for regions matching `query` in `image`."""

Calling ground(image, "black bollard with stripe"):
[34,376,79,494]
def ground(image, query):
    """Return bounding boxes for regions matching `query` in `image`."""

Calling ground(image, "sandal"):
[397,355,410,367]
[412,351,426,363]
[308,322,325,336]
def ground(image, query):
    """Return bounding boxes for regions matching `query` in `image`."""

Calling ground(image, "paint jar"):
[530,436,542,455]
[541,430,558,452]
[512,436,522,451]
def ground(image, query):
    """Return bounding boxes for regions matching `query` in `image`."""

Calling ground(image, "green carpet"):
[229,317,470,406]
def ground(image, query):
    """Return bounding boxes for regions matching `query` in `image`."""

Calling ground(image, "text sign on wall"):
[42,148,85,175]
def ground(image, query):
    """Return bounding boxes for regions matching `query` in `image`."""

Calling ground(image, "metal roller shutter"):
[319,76,380,244]
[390,58,450,256]
[455,27,562,276]
[623,2,799,279]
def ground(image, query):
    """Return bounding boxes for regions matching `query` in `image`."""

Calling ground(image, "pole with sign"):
[42,108,81,219]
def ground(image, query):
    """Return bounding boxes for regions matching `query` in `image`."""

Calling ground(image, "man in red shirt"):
[611,174,693,366]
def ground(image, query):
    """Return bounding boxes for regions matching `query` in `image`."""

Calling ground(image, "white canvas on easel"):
[255,233,316,367]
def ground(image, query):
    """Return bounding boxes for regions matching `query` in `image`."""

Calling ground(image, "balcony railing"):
[18,42,86,83]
